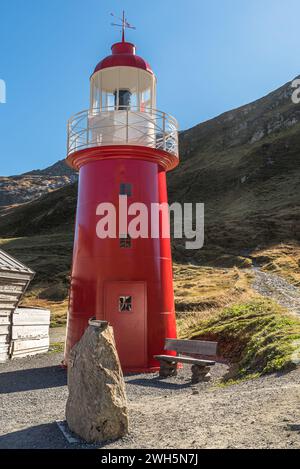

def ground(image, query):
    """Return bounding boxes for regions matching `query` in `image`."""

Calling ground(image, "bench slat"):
[154,355,215,366]
[164,338,217,356]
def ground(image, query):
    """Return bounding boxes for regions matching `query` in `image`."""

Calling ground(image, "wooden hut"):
[0,248,35,361]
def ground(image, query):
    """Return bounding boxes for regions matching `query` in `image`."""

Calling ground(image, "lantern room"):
[67,37,178,161]
[90,42,156,111]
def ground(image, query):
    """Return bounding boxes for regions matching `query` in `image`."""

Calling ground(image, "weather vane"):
[111,11,136,42]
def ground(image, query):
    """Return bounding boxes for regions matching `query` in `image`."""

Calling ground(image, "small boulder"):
[66,320,128,443]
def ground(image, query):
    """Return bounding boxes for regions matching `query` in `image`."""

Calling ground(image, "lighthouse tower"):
[64,16,179,372]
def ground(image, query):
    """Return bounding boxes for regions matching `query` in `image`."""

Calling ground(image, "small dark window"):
[114,89,132,110]
[120,183,132,196]
[120,235,131,248]
[119,296,132,312]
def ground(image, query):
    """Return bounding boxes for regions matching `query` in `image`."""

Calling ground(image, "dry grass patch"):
[174,263,255,339]
[253,242,300,286]
[20,292,68,328]
[174,263,253,312]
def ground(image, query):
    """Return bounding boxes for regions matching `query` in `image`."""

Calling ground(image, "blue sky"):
[0,0,299,175]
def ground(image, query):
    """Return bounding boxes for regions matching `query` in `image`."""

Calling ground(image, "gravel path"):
[1,269,300,449]
[49,327,66,344]
[0,352,300,449]
[252,267,300,316]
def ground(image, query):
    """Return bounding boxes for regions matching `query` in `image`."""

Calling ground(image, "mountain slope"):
[0,182,77,237]
[22,159,76,177]
[0,160,77,209]
[168,76,300,257]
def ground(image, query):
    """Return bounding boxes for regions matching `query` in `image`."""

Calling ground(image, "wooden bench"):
[154,338,218,384]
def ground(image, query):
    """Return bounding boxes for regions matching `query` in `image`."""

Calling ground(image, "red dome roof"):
[92,41,153,76]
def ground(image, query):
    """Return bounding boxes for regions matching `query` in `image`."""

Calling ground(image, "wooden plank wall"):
[0,274,30,362]
[10,308,50,359]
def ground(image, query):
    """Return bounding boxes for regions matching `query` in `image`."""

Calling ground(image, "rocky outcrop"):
[0,160,77,209]
[66,320,128,443]
[0,174,77,208]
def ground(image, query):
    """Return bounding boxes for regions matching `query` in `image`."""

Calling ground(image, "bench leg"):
[191,365,211,384]
[159,360,177,378]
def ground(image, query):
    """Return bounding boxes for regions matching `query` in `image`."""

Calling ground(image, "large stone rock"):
[66,320,128,443]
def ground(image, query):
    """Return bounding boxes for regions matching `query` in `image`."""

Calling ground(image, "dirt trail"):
[252,267,300,316]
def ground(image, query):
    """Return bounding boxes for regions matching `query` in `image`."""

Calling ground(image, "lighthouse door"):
[104,281,147,370]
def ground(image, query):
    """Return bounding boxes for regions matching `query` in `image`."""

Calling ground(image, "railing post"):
[163,113,166,151]
[86,112,89,147]
[126,107,129,143]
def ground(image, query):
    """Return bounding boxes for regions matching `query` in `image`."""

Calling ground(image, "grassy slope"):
[180,298,300,381]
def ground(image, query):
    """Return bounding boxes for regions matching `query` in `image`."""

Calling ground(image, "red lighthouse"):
[64,18,179,372]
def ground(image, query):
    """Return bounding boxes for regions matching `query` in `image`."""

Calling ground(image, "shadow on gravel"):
[0,423,69,449]
[0,366,67,394]
[126,376,191,390]
[0,422,130,450]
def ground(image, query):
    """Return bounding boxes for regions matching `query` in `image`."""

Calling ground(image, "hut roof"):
[0,248,35,276]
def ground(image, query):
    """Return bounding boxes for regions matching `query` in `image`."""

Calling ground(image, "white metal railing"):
[67,107,179,157]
